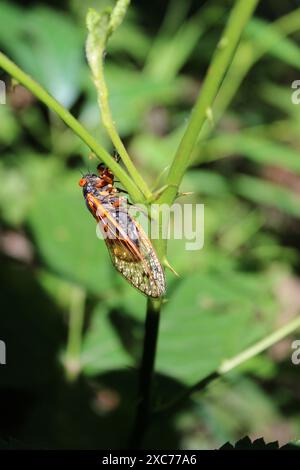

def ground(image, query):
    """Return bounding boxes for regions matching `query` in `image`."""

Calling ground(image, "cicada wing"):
[93,199,166,298]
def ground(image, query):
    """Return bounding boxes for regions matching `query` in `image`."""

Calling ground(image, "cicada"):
[79,163,166,298]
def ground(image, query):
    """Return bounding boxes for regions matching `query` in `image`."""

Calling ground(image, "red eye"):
[79,178,87,187]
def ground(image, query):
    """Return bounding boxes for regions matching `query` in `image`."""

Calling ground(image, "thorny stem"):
[0,51,143,203]
[158,0,260,206]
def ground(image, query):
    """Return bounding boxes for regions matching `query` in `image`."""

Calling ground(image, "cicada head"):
[79,173,100,197]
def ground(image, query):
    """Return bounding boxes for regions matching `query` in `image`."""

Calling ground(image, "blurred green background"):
[1,0,300,449]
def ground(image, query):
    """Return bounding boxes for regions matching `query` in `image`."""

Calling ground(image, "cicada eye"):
[79,178,87,187]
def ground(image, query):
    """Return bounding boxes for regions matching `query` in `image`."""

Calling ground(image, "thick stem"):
[129,298,162,449]
[129,0,260,445]
[0,51,143,203]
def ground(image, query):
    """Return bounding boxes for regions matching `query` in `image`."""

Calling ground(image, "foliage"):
[0,0,300,450]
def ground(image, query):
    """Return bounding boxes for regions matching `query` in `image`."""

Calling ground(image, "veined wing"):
[87,194,166,298]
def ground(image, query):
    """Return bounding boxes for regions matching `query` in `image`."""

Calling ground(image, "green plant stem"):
[0,51,143,203]
[128,1,260,446]
[155,315,300,414]
[129,298,162,449]
[158,0,259,206]
[219,316,300,373]
[155,7,300,171]
[128,192,167,448]
[86,3,152,200]
[92,57,152,200]
[64,286,86,382]
[199,6,300,143]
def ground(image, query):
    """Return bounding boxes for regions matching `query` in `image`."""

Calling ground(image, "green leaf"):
[0,3,84,107]
[129,128,183,172]
[221,435,300,449]
[0,153,58,226]
[260,83,300,122]
[156,270,276,385]
[198,376,280,445]
[220,436,279,449]
[182,170,230,196]
[144,4,223,81]
[0,104,20,146]
[108,22,151,61]
[0,2,23,42]
[81,304,132,375]
[234,175,300,218]
[82,66,188,137]
[145,14,205,81]
[197,133,300,174]
[28,171,114,295]
[246,18,300,70]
